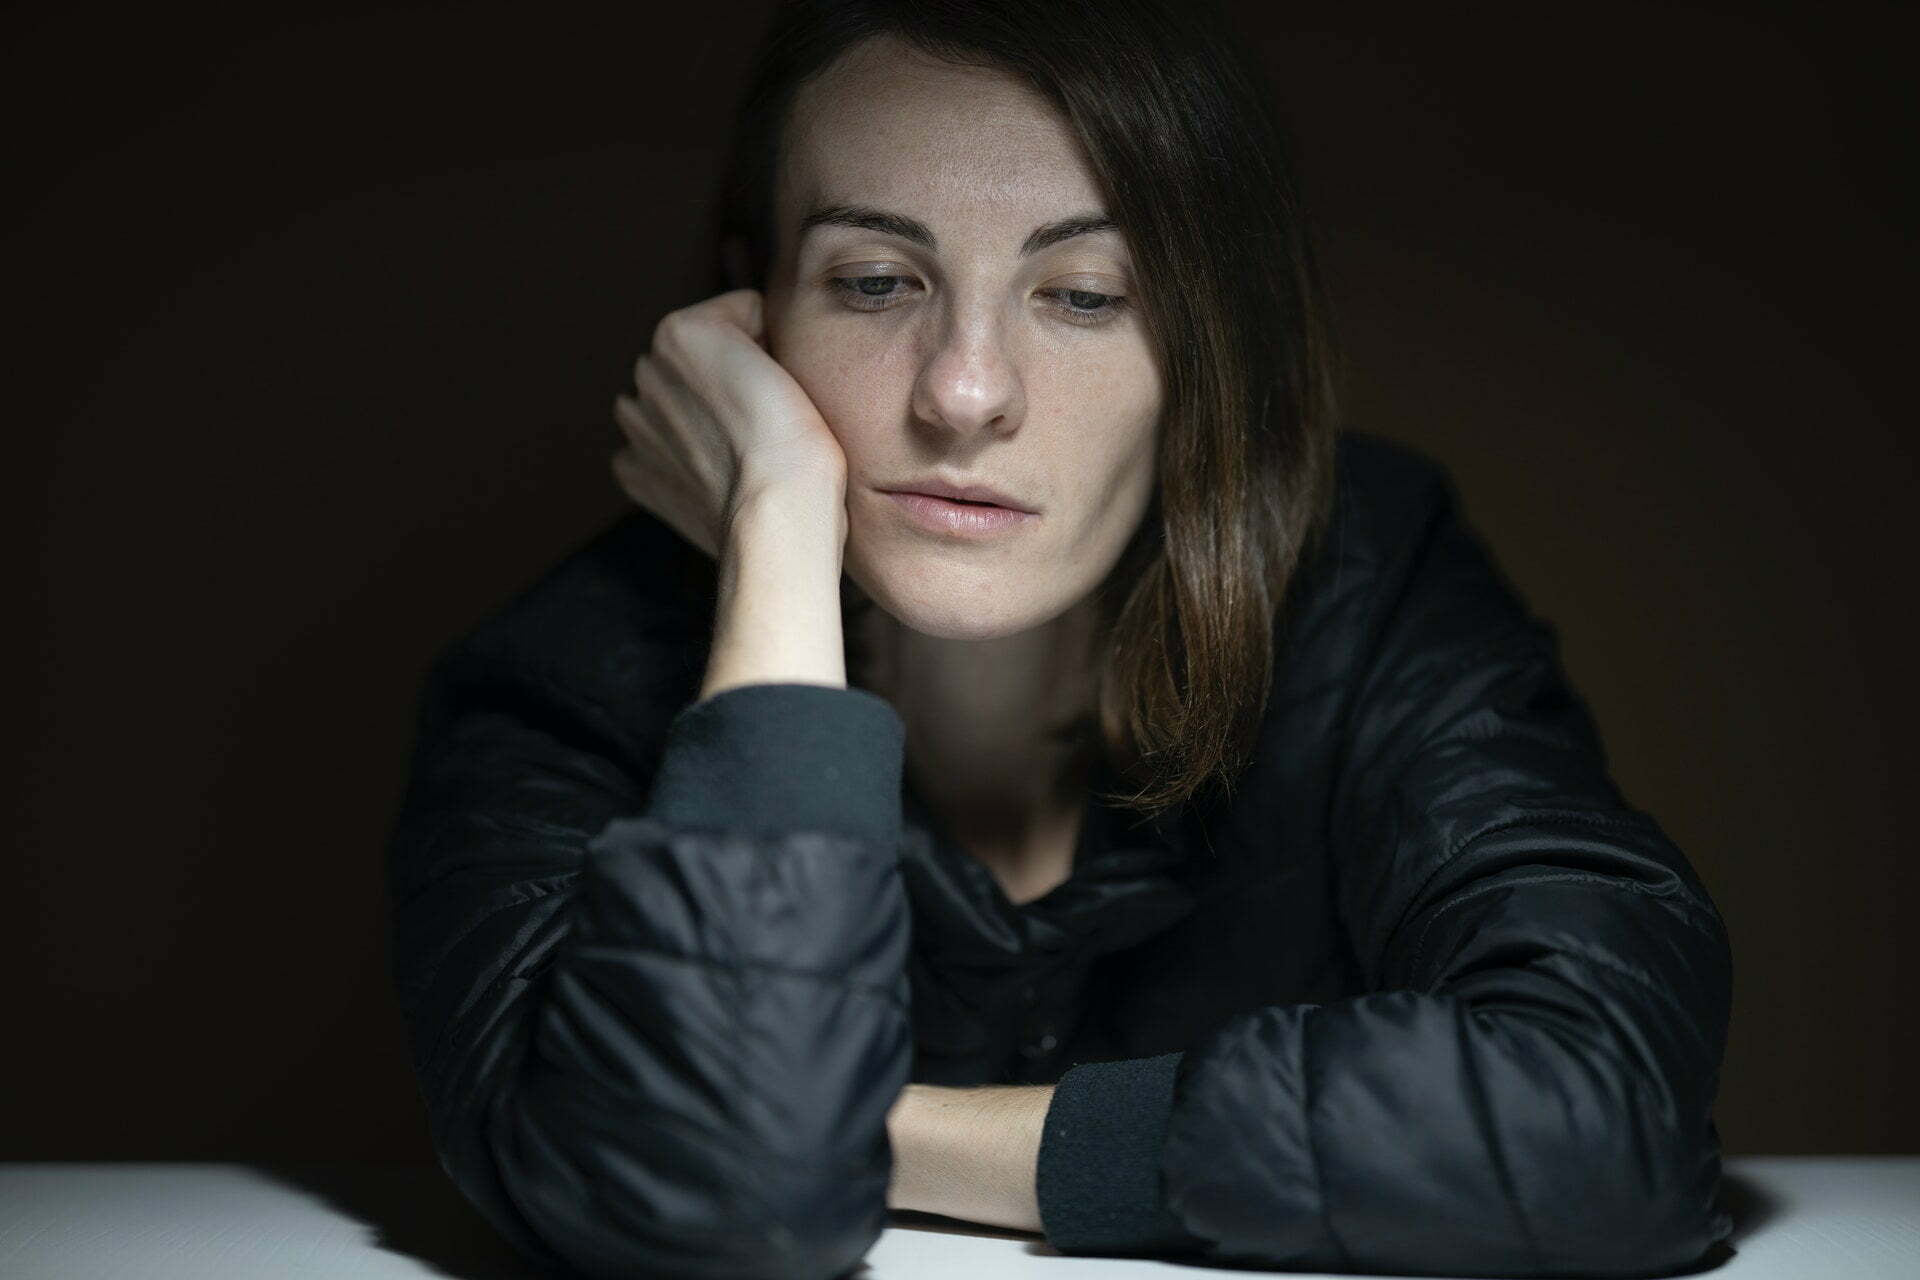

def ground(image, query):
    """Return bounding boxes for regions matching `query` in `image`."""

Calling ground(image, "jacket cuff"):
[643,682,906,848]
[1037,1051,1210,1257]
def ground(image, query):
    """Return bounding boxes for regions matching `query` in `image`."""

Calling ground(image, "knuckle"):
[631,354,663,395]
[651,309,688,354]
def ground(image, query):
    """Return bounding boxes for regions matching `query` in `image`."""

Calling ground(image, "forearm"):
[700,476,849,700]
[886,1082,1054,1234]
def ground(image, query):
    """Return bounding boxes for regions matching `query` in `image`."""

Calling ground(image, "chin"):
[896,608,1037,642]
[847,559,1058,641]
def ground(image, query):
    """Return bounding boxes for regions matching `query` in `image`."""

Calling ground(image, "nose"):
[909,304,1025,440]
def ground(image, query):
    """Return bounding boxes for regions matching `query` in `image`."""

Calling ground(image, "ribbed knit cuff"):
[1036,1051,1209,1257]
[642,682,906,849]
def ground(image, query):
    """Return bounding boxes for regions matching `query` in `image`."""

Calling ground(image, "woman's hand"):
[610,288,846,559]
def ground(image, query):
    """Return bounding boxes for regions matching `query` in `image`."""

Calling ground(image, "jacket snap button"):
[1020,985,1038,1007]
[1021,1032,1058,1057]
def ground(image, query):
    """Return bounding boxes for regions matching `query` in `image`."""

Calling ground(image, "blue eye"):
[825,276,1130,326]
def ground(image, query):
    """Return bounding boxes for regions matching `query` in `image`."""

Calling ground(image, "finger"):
[701,287,764,341]
[611,391,651,447]
[609,446,647,506]
[611,446,711,558]
[616,379,710,507]
[611,443,676,514]
[616,369,680,444]
[628,358,704,476]
[634,348,700,423]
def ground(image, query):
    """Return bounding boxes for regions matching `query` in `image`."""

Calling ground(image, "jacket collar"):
[897,747,1203,975]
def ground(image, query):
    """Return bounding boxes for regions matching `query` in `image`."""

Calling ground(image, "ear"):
[720,233,752,292]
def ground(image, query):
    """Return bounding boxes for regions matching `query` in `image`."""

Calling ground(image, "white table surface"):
[1,1157,1915,1279]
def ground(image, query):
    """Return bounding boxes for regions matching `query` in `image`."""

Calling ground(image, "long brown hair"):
[709,0,1344,822]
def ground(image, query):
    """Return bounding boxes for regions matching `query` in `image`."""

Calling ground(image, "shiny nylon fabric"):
[384,430,1734,1278]
[1156,446,1734,1274]
[897,753,1203,1085]
[387,680,910,1279]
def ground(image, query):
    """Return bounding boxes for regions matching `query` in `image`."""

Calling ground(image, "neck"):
[851,596,1102,846]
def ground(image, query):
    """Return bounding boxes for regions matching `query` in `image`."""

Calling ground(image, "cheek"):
[1099,428,1159,537]
[1051,371,1160,501]
[774,324,877,438]
[771,302,905,415]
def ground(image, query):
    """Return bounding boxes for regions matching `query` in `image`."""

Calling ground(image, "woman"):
[385,1,1735,1277]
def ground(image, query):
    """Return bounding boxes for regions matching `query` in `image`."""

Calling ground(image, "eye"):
[1041,287,1130,326]
[823,275,1132,327]
[826,275,922,310]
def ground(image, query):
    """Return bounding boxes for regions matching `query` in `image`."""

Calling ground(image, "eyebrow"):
[797,203,1121,256]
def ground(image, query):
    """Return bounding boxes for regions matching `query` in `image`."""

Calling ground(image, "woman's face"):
[763,35,1162,642]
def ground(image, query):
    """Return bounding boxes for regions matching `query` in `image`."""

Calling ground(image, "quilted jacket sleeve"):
[385,614,913,1280]
[1036,454,1735,1276]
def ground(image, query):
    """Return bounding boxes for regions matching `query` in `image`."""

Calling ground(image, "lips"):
[883,477,1034,513]
[882,489,1039,537]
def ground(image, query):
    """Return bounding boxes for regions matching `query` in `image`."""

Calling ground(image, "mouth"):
[880,477,1036,513]
[880,489,1040,538]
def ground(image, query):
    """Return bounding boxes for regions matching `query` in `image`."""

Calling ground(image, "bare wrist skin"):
[730,454,847,537]
[886,1082,1053,1234]
[699,475,851,702]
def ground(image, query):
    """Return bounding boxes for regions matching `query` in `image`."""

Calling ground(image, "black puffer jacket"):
[384,430,1734,1279]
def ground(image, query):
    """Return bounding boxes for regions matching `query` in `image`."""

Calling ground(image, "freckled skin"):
[760,34,1162,853]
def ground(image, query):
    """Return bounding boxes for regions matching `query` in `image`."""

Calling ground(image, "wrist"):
[730,460,847,541]
[885,1083,1050,1232]
[701,478,849,700]
[886,1084,930,1212]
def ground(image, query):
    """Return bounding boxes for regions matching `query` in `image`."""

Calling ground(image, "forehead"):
[779,37,1104,228]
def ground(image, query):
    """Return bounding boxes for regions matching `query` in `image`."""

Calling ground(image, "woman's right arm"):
[385,539,910,1278]
[387,293,910,1279]
[699,475,852,699]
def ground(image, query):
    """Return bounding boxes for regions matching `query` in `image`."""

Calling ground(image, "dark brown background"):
[9,1,1912,1162]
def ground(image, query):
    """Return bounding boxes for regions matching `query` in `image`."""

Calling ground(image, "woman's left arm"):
[1030,455,1736,1276]
[885,1082,1054,1233]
